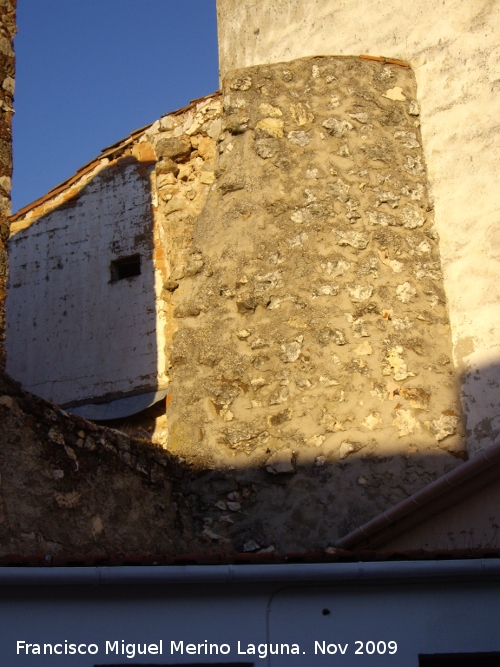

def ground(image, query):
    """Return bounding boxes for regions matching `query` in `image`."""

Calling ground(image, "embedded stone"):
[396,282,417,303]
[173,304,201,318]
[322,117,353,137]
[428,413,459,441]
[348,284,374,302]
[243,539,261,551]
[287,131,311,146]
[255,118,284,139]
[330,179,350,202]
[255,138,279,159]
[348,111,369,123]
[339,441,363,459]
[237,329,252,339]
[355,341,373,355]
[236,294,259,313]
[198,136,216,159]
[281,341,302,362]
[392,409,421,437]
[200,171,215,184]
[401,205,425,229]
[155,136,191,161]
[159,115,178,131]
[408,100,420,116]
[404,155,424,176]
[290,102,314,126]
[224,114,250,134]
[219,173,245,194]
[394,131,420,148]
[375,190,400,208]
[230,75,252,91]
[362,413,382,430]
[265,449,295,474]
[307,434,327,447]
[336,230,369,249]
[259,103,282,118]
[156,158,179,176]
[383,87,406,101]
[227,501,242,511]
[48,427,65,445]
[384,346,414,381]
[0,395,13,409]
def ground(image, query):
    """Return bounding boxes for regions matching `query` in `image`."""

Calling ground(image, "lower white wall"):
[217,0,500,454]
[2,570,500,666]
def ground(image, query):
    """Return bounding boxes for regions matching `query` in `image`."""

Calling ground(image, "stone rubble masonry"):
[3,56,474,555]
[216,0,500,456]
[163,56,466,552]
[169,56,465,461]
[0,0,15,371]
[0,372,207,556]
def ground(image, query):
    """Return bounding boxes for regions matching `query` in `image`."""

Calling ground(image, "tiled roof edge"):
[11,90,221,222]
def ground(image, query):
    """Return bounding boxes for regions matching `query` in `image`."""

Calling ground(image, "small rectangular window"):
[420,653,500,666]
[111,254,141,282]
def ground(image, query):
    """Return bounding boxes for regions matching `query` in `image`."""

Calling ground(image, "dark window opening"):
[111,254,141,281]
[420,653,500,666]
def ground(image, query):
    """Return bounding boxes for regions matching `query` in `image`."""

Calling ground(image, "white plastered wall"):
[6,161,168,406]
[217,0,500,454]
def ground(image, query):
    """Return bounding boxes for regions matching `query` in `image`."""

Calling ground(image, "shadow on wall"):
[2,347,500,555]
[460,360,500,456]
[5,156,161,411]
[1,362,498,557]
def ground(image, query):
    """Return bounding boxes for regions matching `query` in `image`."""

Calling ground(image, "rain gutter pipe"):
[1,559,500,586]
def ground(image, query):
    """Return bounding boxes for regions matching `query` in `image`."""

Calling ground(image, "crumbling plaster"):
[216,0,500,455]
[7,158,163,406]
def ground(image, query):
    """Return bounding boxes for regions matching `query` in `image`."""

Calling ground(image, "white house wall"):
[216,0,500,455]
[6,159,162,406]
[2,569,500,666]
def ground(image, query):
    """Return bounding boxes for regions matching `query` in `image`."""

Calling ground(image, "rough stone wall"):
[0,0,15,370]
[169,57,465,463]
[163,57,465,551]
[145,94,223,430]
[216,0,500,456]
[0,373,206,556]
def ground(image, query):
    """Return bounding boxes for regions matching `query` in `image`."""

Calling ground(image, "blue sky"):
[12,1,219,212]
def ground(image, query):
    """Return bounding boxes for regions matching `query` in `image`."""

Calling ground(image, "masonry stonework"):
[216,0,500,457]
[2,2,499,555]
[168,57,464,469]
[0,0,15,371]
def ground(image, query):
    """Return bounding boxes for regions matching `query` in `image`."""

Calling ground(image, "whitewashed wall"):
[6,160,163,406]
[217,0,500,454]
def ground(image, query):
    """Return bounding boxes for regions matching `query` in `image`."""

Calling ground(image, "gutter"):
[336,440,500,551]
[0,559,500,586]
